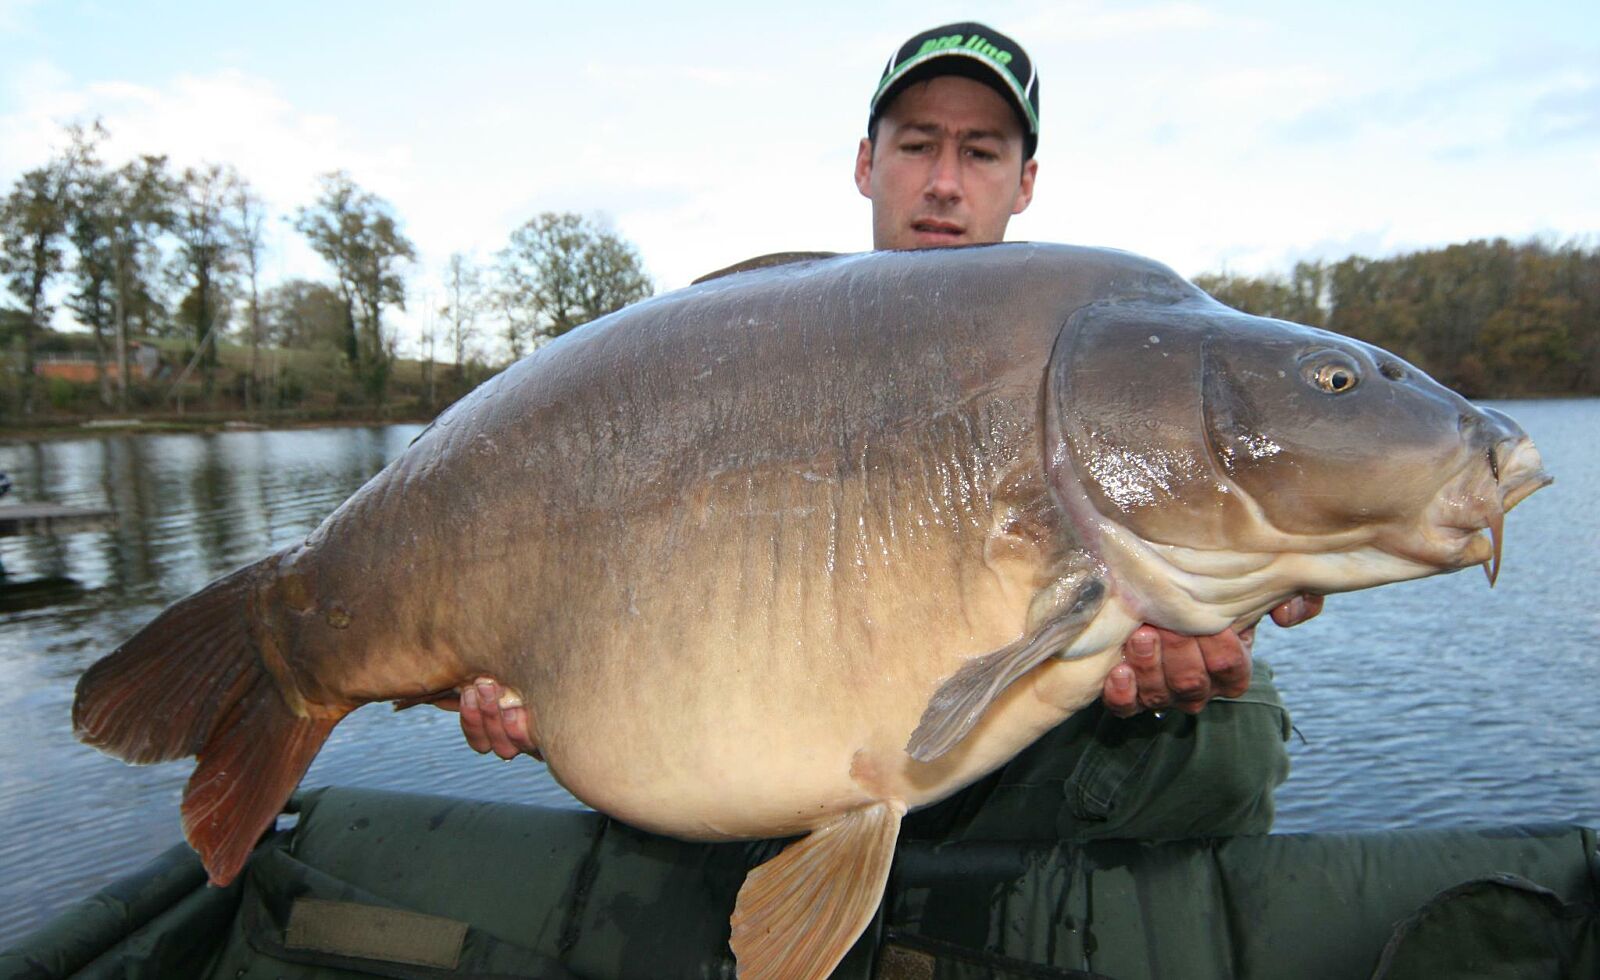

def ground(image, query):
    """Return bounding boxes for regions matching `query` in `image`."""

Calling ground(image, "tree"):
[1200,237,1600,398]
[59,123,175,410]
[417,293,441,411]
[262,279,346,350]
[491,274,540,361]
[108,155,175,407]
[0,161,70,414]
[294,171,416,402]
[497,212,652,345]
[232,181,267,411]
[440,252,483,382]
[1194,261,1326,328]
[59,126,113,406]
[60,130,117,406]
[172,163,240,398]
[495,289,532,361]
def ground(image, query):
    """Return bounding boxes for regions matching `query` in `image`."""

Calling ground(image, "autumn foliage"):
[1195,238,1600,397]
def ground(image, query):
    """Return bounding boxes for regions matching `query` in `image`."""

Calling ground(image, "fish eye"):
[1300,354,1362,395]
[1317,365,1357,393]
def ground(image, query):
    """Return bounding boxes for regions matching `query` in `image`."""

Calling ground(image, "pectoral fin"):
[729,801,903,980]
[905,570,1106,762]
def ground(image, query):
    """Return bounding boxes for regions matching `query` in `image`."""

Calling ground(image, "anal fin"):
[905,569,1106,762]
[729,801,903,980]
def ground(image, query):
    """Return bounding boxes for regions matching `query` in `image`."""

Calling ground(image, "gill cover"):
[1047,298,1258,551]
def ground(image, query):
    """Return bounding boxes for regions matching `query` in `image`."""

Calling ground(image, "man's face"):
[855,74,1038,250]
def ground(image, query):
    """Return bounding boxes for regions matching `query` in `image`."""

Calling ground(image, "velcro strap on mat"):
[286,898,467,970]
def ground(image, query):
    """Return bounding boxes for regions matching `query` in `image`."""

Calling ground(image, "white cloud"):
[1006,1,1227,43]
[0,63,405,223]
[580,61,771,90]
[0,64,426,335]
[0,58,84,174]
[0,0,40,34]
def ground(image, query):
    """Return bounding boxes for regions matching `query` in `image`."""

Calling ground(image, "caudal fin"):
[73,560,344,885]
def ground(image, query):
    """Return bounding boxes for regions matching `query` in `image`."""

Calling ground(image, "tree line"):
[0,122,653,419]
[1194,238,1600,397]
[6,121,1594,422]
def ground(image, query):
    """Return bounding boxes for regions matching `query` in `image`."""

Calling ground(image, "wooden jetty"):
[0,504,116,538]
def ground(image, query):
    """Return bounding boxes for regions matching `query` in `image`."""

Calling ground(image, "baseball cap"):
[868,22,1040,159]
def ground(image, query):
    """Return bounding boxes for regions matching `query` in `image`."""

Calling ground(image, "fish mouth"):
[1432,436,1552,586]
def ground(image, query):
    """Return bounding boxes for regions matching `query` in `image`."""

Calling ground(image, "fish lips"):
[1494,437,1553,513]
[1424,436,1551,585]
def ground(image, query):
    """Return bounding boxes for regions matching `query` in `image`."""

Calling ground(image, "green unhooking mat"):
[4,786,1596,979]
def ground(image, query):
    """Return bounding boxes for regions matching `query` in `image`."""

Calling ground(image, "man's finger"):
[1123,627,1172,711]
[1271,593,1325,628]
[1156,629,1211,713]
[458,685,493,754]
[473,679,524,760]
[1102,662,1139,718]
[1199,630,1252,700]
[499,704,540,759]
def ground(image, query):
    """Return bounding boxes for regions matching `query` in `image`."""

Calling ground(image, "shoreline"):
[0,413,436,445]
[4,391,1593,444]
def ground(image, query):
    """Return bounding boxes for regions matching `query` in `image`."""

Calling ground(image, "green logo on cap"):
[914,33,1014,68]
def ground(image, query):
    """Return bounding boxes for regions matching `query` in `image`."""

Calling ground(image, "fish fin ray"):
[182,673,339,885]
[74,562,265,763]
[729,801,902,980]
[905,573,1105,762]
[73,556,345,886]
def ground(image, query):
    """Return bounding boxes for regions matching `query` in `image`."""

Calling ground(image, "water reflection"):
[0,576,86,614]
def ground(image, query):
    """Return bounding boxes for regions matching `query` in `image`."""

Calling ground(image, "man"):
[453,21,1323,841]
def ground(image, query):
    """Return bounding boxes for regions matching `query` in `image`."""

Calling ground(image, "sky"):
[1,0,1596,356]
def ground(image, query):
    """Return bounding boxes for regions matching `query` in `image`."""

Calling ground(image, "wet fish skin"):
[73,243,1549,980]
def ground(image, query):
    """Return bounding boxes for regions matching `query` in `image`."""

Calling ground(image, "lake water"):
[1,402,1596,947]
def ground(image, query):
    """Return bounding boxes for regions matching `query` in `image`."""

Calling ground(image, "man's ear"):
[1012,157,1038,215]
[854,137,874,199]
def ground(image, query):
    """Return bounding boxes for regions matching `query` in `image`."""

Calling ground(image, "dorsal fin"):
[691,251,839,285]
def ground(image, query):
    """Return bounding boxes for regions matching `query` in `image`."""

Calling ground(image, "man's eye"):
[901,142,931,154]
[965,147,999,162]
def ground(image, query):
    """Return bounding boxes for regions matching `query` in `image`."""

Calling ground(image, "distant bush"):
[277,371,306,406]
[127,384,159,409]
[47,377,78,410]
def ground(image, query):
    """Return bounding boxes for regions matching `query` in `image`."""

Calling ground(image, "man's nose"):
[923,143,962,202]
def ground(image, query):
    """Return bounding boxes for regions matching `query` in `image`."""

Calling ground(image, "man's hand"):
[1102,594,1324,718]
[439,677,540,761]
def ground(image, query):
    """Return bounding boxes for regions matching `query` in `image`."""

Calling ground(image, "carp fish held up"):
[74,243,1550,979]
